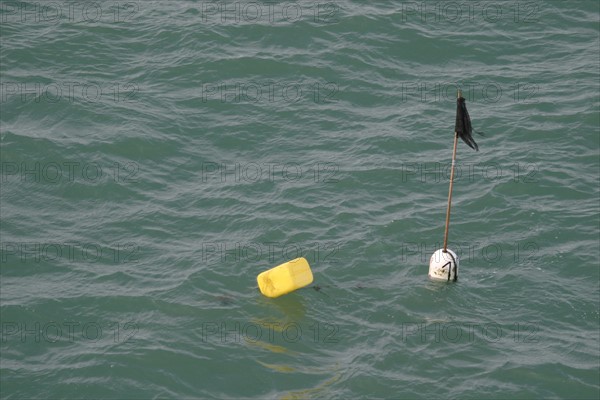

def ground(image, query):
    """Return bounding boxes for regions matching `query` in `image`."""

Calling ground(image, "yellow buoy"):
[257,257,313,298]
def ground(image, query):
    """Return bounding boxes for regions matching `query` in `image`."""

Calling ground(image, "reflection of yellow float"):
[245,337,290,354]
[257,257,313,298]
[280,370,343,399]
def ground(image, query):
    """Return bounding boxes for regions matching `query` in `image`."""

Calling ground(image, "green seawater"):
[1,1,599,399]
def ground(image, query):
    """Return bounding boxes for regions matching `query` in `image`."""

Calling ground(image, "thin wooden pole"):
[443,89,461,252]
[443,132,458,252]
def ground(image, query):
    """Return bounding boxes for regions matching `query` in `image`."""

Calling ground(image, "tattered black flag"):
[455,95,479,151]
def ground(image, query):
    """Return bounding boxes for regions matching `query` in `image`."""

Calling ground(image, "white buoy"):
[429,249,459,281]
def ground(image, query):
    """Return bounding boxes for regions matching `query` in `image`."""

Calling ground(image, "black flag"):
[455,95,479,151]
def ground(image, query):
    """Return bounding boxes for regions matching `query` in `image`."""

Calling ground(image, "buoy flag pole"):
[429,88,481,281]
[443,88,481,252]
[442,112,459,252]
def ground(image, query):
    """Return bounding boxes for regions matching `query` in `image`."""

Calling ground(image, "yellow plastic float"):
[257,257,313,298]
